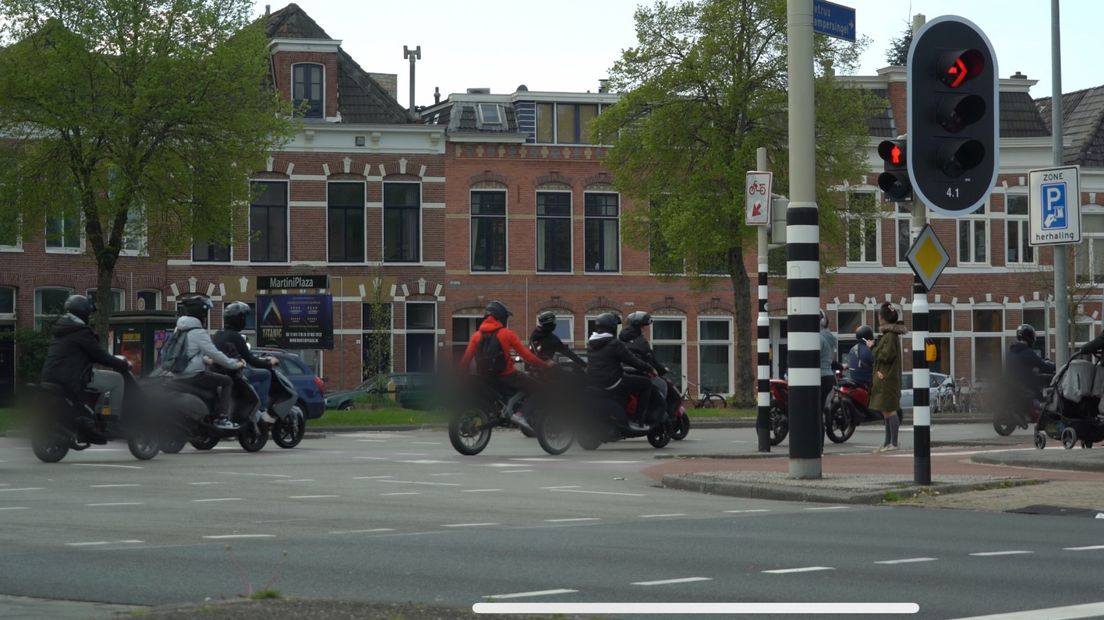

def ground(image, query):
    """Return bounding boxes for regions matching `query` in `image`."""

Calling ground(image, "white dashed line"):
[379,480,462,487]
[1064,545,1104,551]
[353,475,394,480]
[0,488,43,493]
[271,479,315,483]
[85,502,144,507]
[805,506,848,511]
[411,441,442,445]
[380,492,420,496]
[442,522,499,528]
[356,439,386,443]
[724,509,770,514]
[289,495,339,499]
[545,517,600,523]
[640,513,687,519]
[217,472,290,478]
[431,473,463,476]
[90,484,141,488]
[548,489,645,497]
[394,452,430,456]
[66,540,144,547]
[875,557,938,565]
[762,566,834,574]
[510,457,562,462]
[632,577,712,586]
[72,464,142,469]
[328,528,395,535]
[191,498,245,503]
[583,460,641,464]
[501,469,534,473]
[0,507,29,511]
[542,486,581,490]
[484,463,521,468]
[202,534,276,540]
[462,489,503,493]
[188,482,224,486]
[396,459,452,464]
[969,551,1033,557]
[483,589,578,600]
[353,456,388,460]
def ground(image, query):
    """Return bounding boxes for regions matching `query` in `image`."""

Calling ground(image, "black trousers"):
[612,374,654,423]
[188,371,233,418]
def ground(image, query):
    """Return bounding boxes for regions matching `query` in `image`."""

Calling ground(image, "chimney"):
[1011,71,1027,79]
[433,86,440,105]
[598,78,610,93]
[265,4,270,17]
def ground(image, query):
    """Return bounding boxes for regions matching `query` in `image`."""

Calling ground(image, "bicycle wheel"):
[699,393,726,409]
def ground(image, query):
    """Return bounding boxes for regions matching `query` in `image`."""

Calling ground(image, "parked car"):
[324,372,437,411]
[252,348,327,419]
[899,371,951,412]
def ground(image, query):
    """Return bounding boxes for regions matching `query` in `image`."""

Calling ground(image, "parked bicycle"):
[684,379,727,409]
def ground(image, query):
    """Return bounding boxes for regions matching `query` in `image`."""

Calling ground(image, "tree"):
[884,21,912,66]
[0,0,296,339]
[592,0,880,405]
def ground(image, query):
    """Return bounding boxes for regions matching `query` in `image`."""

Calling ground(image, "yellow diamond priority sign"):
[906,224,949,292]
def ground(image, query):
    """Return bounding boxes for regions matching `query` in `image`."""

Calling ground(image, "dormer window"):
[292,63,324,119]
[478,103,503,127]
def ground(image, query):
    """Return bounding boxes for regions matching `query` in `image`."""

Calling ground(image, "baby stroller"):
[1034,353,1104,449]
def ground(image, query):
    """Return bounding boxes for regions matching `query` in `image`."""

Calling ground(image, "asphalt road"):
[0,423,1102,619]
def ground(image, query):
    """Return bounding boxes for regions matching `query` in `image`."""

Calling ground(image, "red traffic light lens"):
[877,140,907,166]
[939,49,984,88]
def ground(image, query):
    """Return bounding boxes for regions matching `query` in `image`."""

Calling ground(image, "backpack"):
[475,329,508,376]
[159,326,199,374]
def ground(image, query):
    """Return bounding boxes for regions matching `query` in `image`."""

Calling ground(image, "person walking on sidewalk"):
[870,302,906,452]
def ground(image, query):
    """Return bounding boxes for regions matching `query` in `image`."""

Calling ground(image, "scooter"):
[991,374,1050,437]
[575,378,671,451]
[824,376,883,444]
[154,368,271,453]
[28,370,160,463]
[249,356,306,448]
[768,378,790,445]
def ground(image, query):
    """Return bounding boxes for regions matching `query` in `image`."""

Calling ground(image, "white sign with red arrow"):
[745,171,773,226]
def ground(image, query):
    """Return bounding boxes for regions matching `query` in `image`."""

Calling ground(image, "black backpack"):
[475,329,507,376]
[159,326,198,374]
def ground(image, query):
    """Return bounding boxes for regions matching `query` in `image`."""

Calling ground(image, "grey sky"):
[257,0,1098,104]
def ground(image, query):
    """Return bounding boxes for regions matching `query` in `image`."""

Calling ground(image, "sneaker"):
[259,410,276,424]
[883,444,899,452]
[627,421,651,433]
[509,413,534,434]
[874,444,889,453]
[213,417,239,431]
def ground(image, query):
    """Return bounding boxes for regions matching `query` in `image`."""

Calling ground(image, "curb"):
[971,451,1104,473]
[660,472,1042,504]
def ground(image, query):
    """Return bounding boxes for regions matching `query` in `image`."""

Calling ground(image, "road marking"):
[379,480,462,487]
[202,534,276,540]
[353,456,388,460]
[271,479,315,483]
[71,463,142,469]
[969,550,1032,557]
[431,473,463,476]
[632,577,712,586]
[191,498,245,503]
[0,507,30,511]
[396,459,451,464]
[380,492,420,496]
[217,471,290,478]
[545,517,600,523]
[188,482,224,486]
[356,439,387,443]
[484,463,521,468]
[289,495,339,499]
[353,475,394,480]
[948,601,1104,620]
[462,489,503,493]
[474,603,920,614]
[510,457,562,462]
[411,441,442,445]
[394,452,430,456]
[724,509,770,514]
[1064,545,1104,551]
[66,540,144,547]
[640,513,687,518]
[875,557,938,565]
[85,502,144,507]
[442,522,499,528]
[328,528,395,535]
[90,484,141,488]
[762,566,834,574]
[542,485,581,490]
[805,506,848,511]
[0,488,43,493]
[583,460,641,464]
[483,589,579,600]
[548,489,645,497]
[501,469,534,473]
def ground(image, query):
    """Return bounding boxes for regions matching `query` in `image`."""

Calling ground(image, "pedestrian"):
[819,310,837,413]
[870,302,906,452]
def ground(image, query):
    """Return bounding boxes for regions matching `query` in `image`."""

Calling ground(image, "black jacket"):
[40,314,130,397]
[529,325,586,367]
[1006,341,1055,394]
[212,330,269,369]
[586,333,653,389]
[617,326,666,375]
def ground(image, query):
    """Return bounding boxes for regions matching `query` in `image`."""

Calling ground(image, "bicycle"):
[684,379,727,409]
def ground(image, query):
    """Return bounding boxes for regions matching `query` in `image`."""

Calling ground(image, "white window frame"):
[893,204,911,266]
[120,207,147,257]
[698,316,733,395]
[327,180,367,264]
[957,201,990,266]
[1004,192,1034,265]
[248,179,291,264]
[291,62,325,119]
[927,304,955,378]
[135,289,161,311]
[469,188,508,273]
[477,103,503,126]
[45,210,83,254]
[970,305,1004,381]
[844,191,880,266]
[536,189,573,274]
[405,301,437,372]
[551,314,575,348]
[582,190,621,274]
[382,181,424,265]
[35,287,73,330]
[1074,205,1104,284]
[1074,315,1097,349]
[1021,305,1049,359]
[652,316,686,392]
[0,286,15,319]
[451,313,482,363]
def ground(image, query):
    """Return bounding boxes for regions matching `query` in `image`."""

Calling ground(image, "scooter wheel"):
[647,428,670,449]
[671,415,690,441]
[1034,432,1046,450]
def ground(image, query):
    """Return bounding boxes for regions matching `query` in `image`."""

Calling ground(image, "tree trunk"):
[94,263,116,344]
[729,245,754,407]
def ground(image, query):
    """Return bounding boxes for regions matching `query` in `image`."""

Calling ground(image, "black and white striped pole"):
[755,147,771,453]
[909,12,931,485]
[785,0,822,478]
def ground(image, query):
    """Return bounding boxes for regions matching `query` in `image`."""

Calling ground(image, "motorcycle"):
[154,368,271,454]
[824,376,886,444]
[28,370,161,463]
[991,374,1050,437]
[768,378,790,445]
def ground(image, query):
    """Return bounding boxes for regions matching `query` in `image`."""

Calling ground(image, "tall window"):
[121,208,145,256]
[0,287,15,315]
[972,308,1003,380]
[384,182,420,263]
[653,318,685,391]
[46,207,81,252]
[1005,194,1033,264]
[452,315,481,362]
[292,63,324,119]
[328,182,365,262]
[250,181,288,263]
[699,318,732,394]
[0,216,20,248]
[406,302,436,372]
[35,287,71,331]
[536,102,602,144]
[1075,211,1104,283]
[470,190,506,272]
[136,290,161,311]
[1022,307,1048,359]
[193,239,231,262]
[537,191,571,273]
[362,303,392,378]
[836,309,865,360]
[584,193,619,273]
[958,203,988,264]
[928,307,953,376]
[895,204,911,264]
[85,289,124,313]
[845,192,878,264]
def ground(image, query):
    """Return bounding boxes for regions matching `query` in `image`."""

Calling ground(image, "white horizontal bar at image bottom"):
[472,602,920,615]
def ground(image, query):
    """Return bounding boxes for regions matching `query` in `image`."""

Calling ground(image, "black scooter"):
[575,377,671,450]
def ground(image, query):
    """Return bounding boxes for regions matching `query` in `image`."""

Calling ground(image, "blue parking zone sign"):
[1029,166,1081,246]
[1040,182,1067,230]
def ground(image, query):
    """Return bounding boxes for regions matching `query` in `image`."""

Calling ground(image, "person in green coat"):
[870,302,907,452]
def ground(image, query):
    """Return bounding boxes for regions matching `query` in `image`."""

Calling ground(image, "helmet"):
[1016,324,1036,346]
[855,325,875,342]
[180,295,213,320]
[64,294,95,323]
[224,301,252,332]
[626,311,652,328]
[537,311,557,328]
[484,300,511,324]
[594,312,621,335]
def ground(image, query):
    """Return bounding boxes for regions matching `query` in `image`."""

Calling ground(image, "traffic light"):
[907,16,998,216]
[878,138,912,202]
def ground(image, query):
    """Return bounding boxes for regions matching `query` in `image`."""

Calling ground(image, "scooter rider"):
[529,311,586,368]
[40,295,132,436]
[172,295,244,431]
[618,311,677,420]
[846,325,875,389]
[586,312,657,432]
[1008,324,1055,403]
[213,301,279,424]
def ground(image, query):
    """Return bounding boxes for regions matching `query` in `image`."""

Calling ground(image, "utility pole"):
[756,146,771,453]
[1051,0,1068,364]
[785,0,822,479]
[909,13,931,485]
[403,45,421,114]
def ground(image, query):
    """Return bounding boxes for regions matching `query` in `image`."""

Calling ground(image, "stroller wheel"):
[1061,427,1078,450]
[1033,432,1046,450]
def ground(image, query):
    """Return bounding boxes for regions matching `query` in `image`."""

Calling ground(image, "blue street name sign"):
[813,0,856,42]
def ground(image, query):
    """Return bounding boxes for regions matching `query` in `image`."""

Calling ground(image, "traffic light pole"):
[910,13,932,486]
[785,0,822,479]
[1052,0,1068,366]
[756,146,771,453]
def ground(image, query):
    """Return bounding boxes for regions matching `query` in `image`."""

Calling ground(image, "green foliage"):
[249,589,281,600]
[1,324,53,384]
[885,21,912,67]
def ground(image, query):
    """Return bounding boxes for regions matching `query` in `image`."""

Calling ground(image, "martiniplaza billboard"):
[257,294,334,349]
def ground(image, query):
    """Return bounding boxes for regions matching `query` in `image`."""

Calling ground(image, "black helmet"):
[855,325,875,342]
[626,311,652,328]
[537,311,557,328]
[224,301,252,332]
[64,294,95,323]
[180,295,213,320]
[1016,324,1036,346]
[484,300,511,324]
[594,312,621,335]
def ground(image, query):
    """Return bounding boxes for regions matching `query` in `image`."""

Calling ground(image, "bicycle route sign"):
[745,171,773,226]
